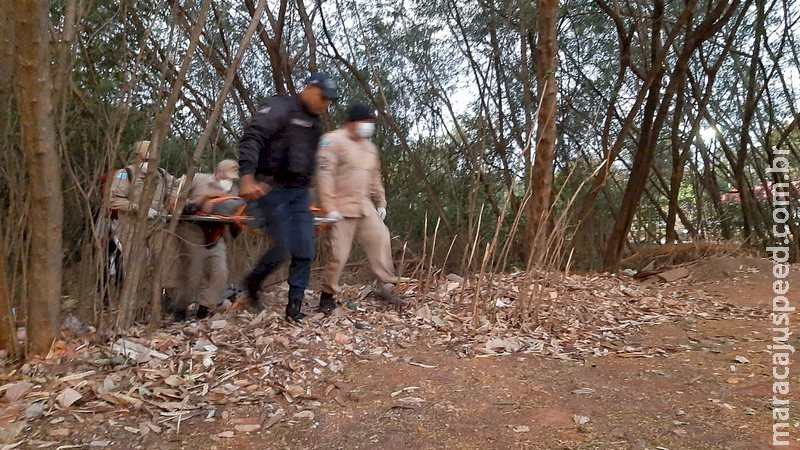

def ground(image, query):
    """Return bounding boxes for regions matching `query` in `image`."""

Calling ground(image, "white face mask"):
[219,179,234,192]
[139,162,149,173]
[356,122,375,139]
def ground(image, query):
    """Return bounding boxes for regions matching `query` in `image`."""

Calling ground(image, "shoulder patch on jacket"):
[115,170,128,180]
[290,118,313,127]
[319,138,332,148]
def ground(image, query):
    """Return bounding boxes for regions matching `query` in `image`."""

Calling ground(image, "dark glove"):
[182,202,200,215]
[229,224,242,239]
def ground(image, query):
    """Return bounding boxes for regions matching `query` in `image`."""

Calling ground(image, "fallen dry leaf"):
[0,422,26,443]
[47,427,70,438]
[112,338,168,362]
[164,375,184,387]
[293,410,314,420]
[571,388,595,395]
[391,386,421,397]
[415,305,433,321]
[234,424,261,433]
[4,382,33,402]
[56,388,82,408]
[283,384,305,398]
[24,402,44,420]
[334,333,352,345]
[658,267,690,282]
[398,397,425,405]
[263,409,285,430]
[573,415,590,426]
[408,361,437,369]
[485,338,522,354]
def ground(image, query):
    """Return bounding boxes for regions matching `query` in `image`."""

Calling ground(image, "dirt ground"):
[9,257,800,450]
[145,259,798,450]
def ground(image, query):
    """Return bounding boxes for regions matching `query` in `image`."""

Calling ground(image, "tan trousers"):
[115,215,167,288]
[116,214,153,266]
[322,207,396,294]
[168,222,228,310]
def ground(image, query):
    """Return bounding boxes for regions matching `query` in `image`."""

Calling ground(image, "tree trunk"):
[0,225,18,358]
[665,75,688,243]
[177,3,256,116]
[0,0,18,357]
[246,0,288,94]
[14,0,64,356]
[601,0,666,270]
[604,0,739,268]
[0,0,15,139]
[678,2,745,239]
[518,0,533,172]
[574,0,706,247]
[527,0,558,267]
[295,0,318,71]
[116,0,211,331]
[733,0,765,242]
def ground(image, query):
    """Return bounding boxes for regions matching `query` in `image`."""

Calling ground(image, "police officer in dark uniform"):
[238,73,338,323]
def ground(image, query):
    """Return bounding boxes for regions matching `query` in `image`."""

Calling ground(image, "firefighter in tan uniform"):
[108,140,178,264]
[167,159,240,320]
[315,104,402,314]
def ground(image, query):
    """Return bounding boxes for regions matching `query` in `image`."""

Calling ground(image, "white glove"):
[377,207,387,221]
[147,208,158,219]
[327,211,343,221]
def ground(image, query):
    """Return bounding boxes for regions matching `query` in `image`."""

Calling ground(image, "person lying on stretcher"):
[182,195,248,247]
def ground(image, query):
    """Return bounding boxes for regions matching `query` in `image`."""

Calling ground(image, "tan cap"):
[133,141,151,159]
[216,159,239,179]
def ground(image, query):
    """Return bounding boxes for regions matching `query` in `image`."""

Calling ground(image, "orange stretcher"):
[167,200,336,237]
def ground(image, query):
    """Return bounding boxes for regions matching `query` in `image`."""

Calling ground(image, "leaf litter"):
[0,271,762,445]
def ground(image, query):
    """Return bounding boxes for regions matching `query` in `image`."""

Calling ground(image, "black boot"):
[173,309,188,322]
[242,275,264,312]
[317,292,336,315]
[196,304,211,320]
[285,297,306,324]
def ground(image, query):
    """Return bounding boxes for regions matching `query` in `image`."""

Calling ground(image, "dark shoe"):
[317,292,336,315]
[196,305,211,320]
[285,297,306,324]
[242,276,264,312]
[173,309,188,322]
